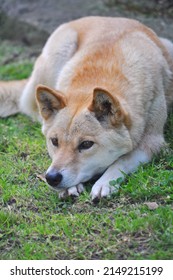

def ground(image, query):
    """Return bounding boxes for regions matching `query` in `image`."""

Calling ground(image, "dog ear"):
[88,87,130,127]
[36,85,66,120]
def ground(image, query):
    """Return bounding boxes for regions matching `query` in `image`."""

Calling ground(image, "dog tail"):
[0,79,28,117]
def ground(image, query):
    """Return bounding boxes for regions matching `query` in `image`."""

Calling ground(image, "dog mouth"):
[44,172,103,191]
[41,163,107,191]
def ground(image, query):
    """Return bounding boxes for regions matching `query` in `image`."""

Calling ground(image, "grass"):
[0,47,173,260]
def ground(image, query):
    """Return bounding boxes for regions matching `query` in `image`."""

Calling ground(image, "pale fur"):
[0,17,173,200]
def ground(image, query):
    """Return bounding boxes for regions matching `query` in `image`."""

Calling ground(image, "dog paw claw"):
[91,184,118,201]
[58,183,84,199]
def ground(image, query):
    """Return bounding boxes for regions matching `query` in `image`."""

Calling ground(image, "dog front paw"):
[91,181,117,202]
[58,183,84,199]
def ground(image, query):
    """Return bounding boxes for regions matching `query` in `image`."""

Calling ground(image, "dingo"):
[0,17,173,200]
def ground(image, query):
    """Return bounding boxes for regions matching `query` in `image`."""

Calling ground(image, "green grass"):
[0,62,33,80]
[0,51,173,260]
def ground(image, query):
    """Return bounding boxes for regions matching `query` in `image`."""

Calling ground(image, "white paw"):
[91,181,119,201]
[58,183,84,199]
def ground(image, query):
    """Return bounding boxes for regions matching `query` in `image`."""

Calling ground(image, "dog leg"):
[91,132,166,201]
[91,148,150,201]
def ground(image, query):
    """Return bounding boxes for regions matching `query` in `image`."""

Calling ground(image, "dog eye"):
[78,141,94,151]
[51,137,58,147]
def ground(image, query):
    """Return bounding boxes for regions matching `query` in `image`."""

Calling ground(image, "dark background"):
[0,0,173,48]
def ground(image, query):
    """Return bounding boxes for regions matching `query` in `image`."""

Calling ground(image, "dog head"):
[36,85,132,190]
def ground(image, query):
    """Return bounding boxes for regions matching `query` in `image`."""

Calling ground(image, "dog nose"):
[45,169,63,187]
